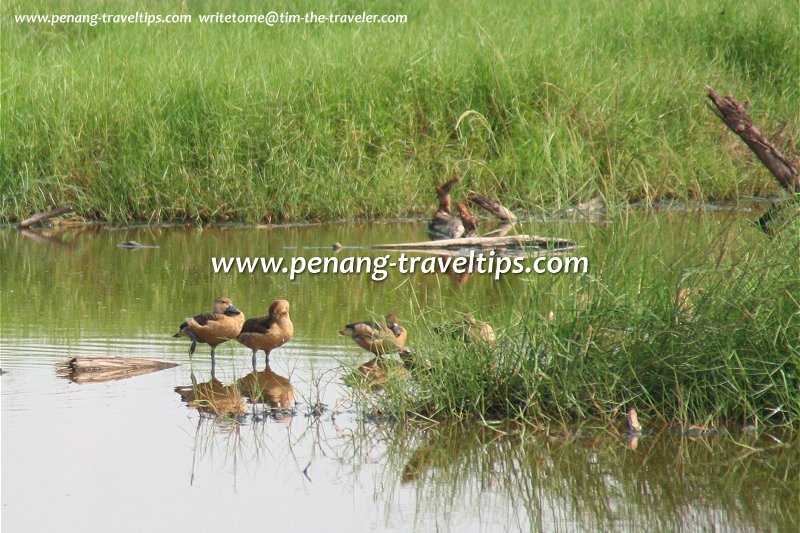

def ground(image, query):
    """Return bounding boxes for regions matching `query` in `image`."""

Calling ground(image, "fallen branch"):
[455,203,478,236]
[17,206,75,229]
[706,86,799,193]
[371,234,575,251]
[468,191,517,222]
[435,175,460,214]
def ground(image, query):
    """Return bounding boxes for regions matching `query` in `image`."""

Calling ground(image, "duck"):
[435,313,496,344]
[462,313,496,344]
[236,299,293,366]
[173,297,245,369]
[339,313,407,356]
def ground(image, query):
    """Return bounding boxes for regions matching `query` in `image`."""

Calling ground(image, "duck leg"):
[210,346,217,374]
[251,350,258,371]
[185,331,198,357]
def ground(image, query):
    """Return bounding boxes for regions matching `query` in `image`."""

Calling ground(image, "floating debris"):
[117,241,160,249]
[59,356,177,384]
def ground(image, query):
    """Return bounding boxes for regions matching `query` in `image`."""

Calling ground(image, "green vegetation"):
[362,214,800,428]
[2,0,798,223]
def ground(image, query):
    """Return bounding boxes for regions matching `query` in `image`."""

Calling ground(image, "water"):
[2,213,797,532]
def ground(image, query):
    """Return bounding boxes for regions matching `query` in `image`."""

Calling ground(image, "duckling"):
[339,313,407,356]
[236,299,293,366]
[173,297,245,369]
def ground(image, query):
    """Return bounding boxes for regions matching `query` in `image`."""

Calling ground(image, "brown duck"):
[461,313,496,344]
[173,297,245,368]
[435,313,496,344]
[339,314,407,356]
[236,299,293,366]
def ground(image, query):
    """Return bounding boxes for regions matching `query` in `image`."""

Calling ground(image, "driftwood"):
[17,206,75,229]
[59,356,178,384]
[117,241,160,249]
[468,191,518,222]
[455,203,478,236]
[435,175,461,214]
[706,86,799,193]
[430,175,468,239]
[372,234,575,251]
[429,175,521,239]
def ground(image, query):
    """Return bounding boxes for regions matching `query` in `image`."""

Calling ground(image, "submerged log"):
[428,211,465,240]
[17,206,75,229]
[372,234,575,251]
[706,86,799,193]
[60,356,178,384]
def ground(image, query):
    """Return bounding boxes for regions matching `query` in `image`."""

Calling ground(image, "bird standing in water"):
[173,297,245,372]
[236,299,294,367]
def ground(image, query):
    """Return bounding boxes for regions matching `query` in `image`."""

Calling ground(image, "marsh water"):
[1,210,797,532]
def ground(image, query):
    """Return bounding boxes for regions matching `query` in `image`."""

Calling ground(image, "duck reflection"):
[175,372,246,416]
[350,357,409,389]
[236,362,295,412]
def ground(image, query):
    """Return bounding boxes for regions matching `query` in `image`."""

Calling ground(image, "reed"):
[367,214,800,428]
[2,0,798,223]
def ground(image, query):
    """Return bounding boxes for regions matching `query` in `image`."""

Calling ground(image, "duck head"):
[269,299,290,318]
[385,313,401,336]
[214,297,241,315]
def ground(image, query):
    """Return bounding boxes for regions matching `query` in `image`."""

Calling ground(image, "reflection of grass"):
[364,215,800,427]
[374,422,799,532]
[2,0,798,222]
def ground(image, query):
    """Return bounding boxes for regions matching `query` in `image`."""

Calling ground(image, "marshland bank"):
[2,0,798,223]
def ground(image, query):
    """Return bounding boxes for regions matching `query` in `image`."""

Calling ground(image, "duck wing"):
[240,315,278,335]
[346,321,387,340]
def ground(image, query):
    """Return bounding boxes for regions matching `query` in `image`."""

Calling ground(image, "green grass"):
[359,214,800,428]
[2,0,798,223]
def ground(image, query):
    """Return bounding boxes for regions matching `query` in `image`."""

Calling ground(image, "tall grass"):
[366,214,800,427]
[2,0,798,222]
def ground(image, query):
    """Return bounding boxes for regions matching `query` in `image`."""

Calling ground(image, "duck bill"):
[227,304,242,315]
[390,323,401,336]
